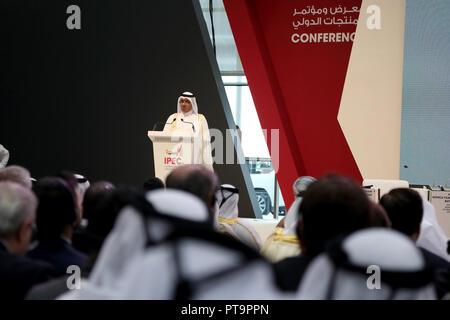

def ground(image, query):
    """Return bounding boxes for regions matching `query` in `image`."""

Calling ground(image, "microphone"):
[181,119,195,132]
[152,117,177,131]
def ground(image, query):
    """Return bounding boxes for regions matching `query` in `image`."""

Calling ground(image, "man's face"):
[179,98,193,113]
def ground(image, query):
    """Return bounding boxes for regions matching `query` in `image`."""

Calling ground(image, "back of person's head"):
[82,181,115,222]
[33,177,78,240]
[166,165,219,212]
[56,171,83,224]
[297,228,436,299]
[379,188,423,239]
[0,165,32,189]
[293,176,316,198]
[76,188,137,256]
[367,202,392,228]
[143,177,165,192]
[86,187,133,238]
[0,182,37,254]
[56,171,78,192]
[298,173,371,256]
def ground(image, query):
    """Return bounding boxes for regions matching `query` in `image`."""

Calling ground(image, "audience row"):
[0,164,449,300]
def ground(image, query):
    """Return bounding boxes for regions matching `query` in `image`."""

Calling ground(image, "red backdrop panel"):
[224,0,363,208]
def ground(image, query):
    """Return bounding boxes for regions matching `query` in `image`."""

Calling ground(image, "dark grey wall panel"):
[0,0,257,217]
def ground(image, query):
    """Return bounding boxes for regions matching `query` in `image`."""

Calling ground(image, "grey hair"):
[0,182,37,238]
[293,176,316,197]
[0,165,32,189]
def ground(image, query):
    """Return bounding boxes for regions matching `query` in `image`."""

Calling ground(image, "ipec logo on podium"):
[164,144,183,165]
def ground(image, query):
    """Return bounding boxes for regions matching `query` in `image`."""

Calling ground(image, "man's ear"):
[16,218,32,243]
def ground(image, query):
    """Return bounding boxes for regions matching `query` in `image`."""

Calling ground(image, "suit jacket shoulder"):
[0,249,53,299]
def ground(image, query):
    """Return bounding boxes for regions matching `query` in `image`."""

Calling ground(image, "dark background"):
[0,0,257,217]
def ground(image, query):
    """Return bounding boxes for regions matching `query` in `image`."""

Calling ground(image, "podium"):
[147,131,196,182]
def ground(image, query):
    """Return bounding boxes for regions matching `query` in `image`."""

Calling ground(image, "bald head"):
[0,165,32,189]
[166,165,219,212]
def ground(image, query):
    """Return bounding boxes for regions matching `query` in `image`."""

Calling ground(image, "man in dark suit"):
[0,182,53,299]
[27,187,134,300]
[27,177,88,277]
[380,188,450,298]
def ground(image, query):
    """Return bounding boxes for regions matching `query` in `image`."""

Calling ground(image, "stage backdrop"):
[0,0,259,217]
[224,0,406,207]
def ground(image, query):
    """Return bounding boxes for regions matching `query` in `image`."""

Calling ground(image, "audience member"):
[380,189,449,267]
[1,159,446,301]
[143,177,165,192]
[367,202,392,228]
[216,184,262,250]
[296,228,436,299]
[380,188,450,298]
[59,189,284,300]
[0,144,10,168]
[273,173,372,291]
[79,181,115,224]
[71,181,116,256]
[27,177,88,277]
[0,182,53,299]
[27,187,135,300]
[166,164,220,225]
[0,165,32,189]
[74,173,90,203]
[261,176,316,262]
[56,171,83,225]
[58,189,215,299]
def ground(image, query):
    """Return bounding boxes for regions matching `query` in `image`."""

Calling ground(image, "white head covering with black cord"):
[162,91,199,133]
[296,228,436,300]
[283,176,317,236]
[216,184,263,250]
[58,189,212,299]
[174,91,199,130]
[106,221,288,300]
[60,190,289,300]
[164,91,214,171]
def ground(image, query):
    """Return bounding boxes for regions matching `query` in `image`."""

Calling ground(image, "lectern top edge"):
[147,130,195,142]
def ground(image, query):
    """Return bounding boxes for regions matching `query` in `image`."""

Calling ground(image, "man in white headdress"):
[260,176,316,263]
[164,92,213,172]
[282,176,317,236]
[58,189,288,300]
[0,144,10,169]
[58,189,215,299]
[216,184,263,250]
[271,174,372,292]
[296,228,437,300]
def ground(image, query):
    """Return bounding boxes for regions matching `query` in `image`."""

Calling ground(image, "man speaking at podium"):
[163,92,214,171]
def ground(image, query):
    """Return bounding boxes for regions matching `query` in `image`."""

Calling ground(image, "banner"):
[224,0,363,206]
